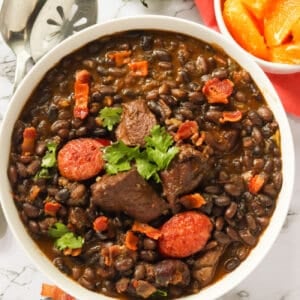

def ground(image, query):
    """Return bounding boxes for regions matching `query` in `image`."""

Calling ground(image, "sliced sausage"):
[57,138,104,181]
[158,211,213,258]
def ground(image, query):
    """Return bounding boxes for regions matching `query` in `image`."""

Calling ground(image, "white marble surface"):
[0,0,300,299]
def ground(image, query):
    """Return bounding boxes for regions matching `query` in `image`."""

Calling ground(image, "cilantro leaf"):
[136,155,159,182]
[151,289,168,297]
[55,232,84,250]
[99,107,123,131]
[48,222,69,238]
[104,141,140,174]
[145,125,174,153]
[48,222,84,251]
[41,142,58,168]
[35,168,51,179]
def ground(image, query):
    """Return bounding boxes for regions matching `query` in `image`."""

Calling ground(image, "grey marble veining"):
[0,0,299,299]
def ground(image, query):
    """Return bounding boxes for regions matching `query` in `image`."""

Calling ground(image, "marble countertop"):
[0,1,299,299]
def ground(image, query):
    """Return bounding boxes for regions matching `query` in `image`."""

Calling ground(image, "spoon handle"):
[13,50,32,92]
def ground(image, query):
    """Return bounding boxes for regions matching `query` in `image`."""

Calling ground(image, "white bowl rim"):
[213,0,300,74]
[0,15,295,300]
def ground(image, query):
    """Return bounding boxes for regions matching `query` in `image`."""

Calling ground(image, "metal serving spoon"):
[30,0,98,62]
[0,0,41,91]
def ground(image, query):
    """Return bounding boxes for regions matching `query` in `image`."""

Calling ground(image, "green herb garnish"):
[99,107,123,131]
[48,222,84,251]
[104,125,178,182]
[151,289,168,297]
[35,142,58,179]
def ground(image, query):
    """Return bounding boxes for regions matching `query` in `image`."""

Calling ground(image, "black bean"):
[55,188,70,202]
[224,257,240,272]
[35,141,47,156]
[57,128,70,139]
[212,67,228,79]
[51,120,69,133]
[141,35,153,51]
[23,202,41,218]
[26,160,41,175]
[153,49,171,61]
[245,213,257,232]
[72,266,82,280]
[78,276,95,290]
[248,110,263,126]
[28,220,40,234]
[273,171,282,190]
[16,162,28,178]
[225,202,238,219]
[93,127,109,137]
[239,229,257,246]
[214,195,231,207]
[214,230,231,244]
[171,88,187,99]
[99,85,116,96]
[76,126,88,137]
[226,226,240,241]
[176,69,190,83]
[158,61,172,69]
[134,264,146,280]
[235,244,250,261]
[257,106,273,122]
[53,257,71,275]
[146,90,159,100]
[58,109,72,120]
[224,184,243,197]
[215,216,225,231]
[143,238,157,250]
[234,91,246,102]
[252,127,263,144]
[114,256,134,272]
[158,83,170,95]
[188,91,204,103]
[8,165,18,184]
[108,67,126,77]
[140,250,157,262]
[196,55,208,74]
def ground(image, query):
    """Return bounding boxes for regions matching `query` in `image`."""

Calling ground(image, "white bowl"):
[0,15,295,300]
[214,0,300,74]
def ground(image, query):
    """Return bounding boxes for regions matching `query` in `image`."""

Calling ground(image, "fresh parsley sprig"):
[104,125,178,182]
[99,107,123,131]
[48,222,84,251]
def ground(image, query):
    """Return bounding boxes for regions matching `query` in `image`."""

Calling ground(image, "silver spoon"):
[30,0,98,62]
[0,0,41,91]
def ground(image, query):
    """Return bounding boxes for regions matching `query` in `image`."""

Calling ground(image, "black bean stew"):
[8,30,282,299]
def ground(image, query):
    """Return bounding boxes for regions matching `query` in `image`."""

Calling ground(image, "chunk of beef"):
[205,129,239,153]
[192,246,226,287]
[160,144,211,207]
[116,99,157,146]
[90,169,168,223]
[154,259,190,287]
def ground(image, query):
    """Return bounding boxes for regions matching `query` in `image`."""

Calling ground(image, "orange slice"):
[241,0,272,20]
[223,0,269,60]
[291,18,300,42]
[270,42,300,64]
[264,0,300,47]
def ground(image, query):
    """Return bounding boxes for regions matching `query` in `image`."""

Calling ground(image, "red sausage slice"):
[58,138,105,181]
[158,211,213,258]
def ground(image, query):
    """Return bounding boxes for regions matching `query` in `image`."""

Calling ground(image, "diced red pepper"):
[95,138,112,147]
[219,110,243,123]
[132,221,161,240]
[21,127,37,155]
[174,120,199,142]
[44,201,62,216]
[248,173,265,194]
[74,69,91,119]
[125,230,139,251]
[202,78,234,104]
[41,283,75,300]
[128,60,149,76]
[93,216,109,232]
[108,50,132,67]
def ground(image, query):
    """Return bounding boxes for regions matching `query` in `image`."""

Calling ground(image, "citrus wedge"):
[291,18,300,42]
[264,0,300,47]
[241,0,272,20]
[270,42,300,64]
[223,0,269,60]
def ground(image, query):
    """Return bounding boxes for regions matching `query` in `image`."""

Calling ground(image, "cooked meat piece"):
[160,144,211,206]
[154,259,190,287]
[90,169,168,223]
[192,246,226,287]
[116,99,157,146]
[134,280,157,299]
[205,129,240,153]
